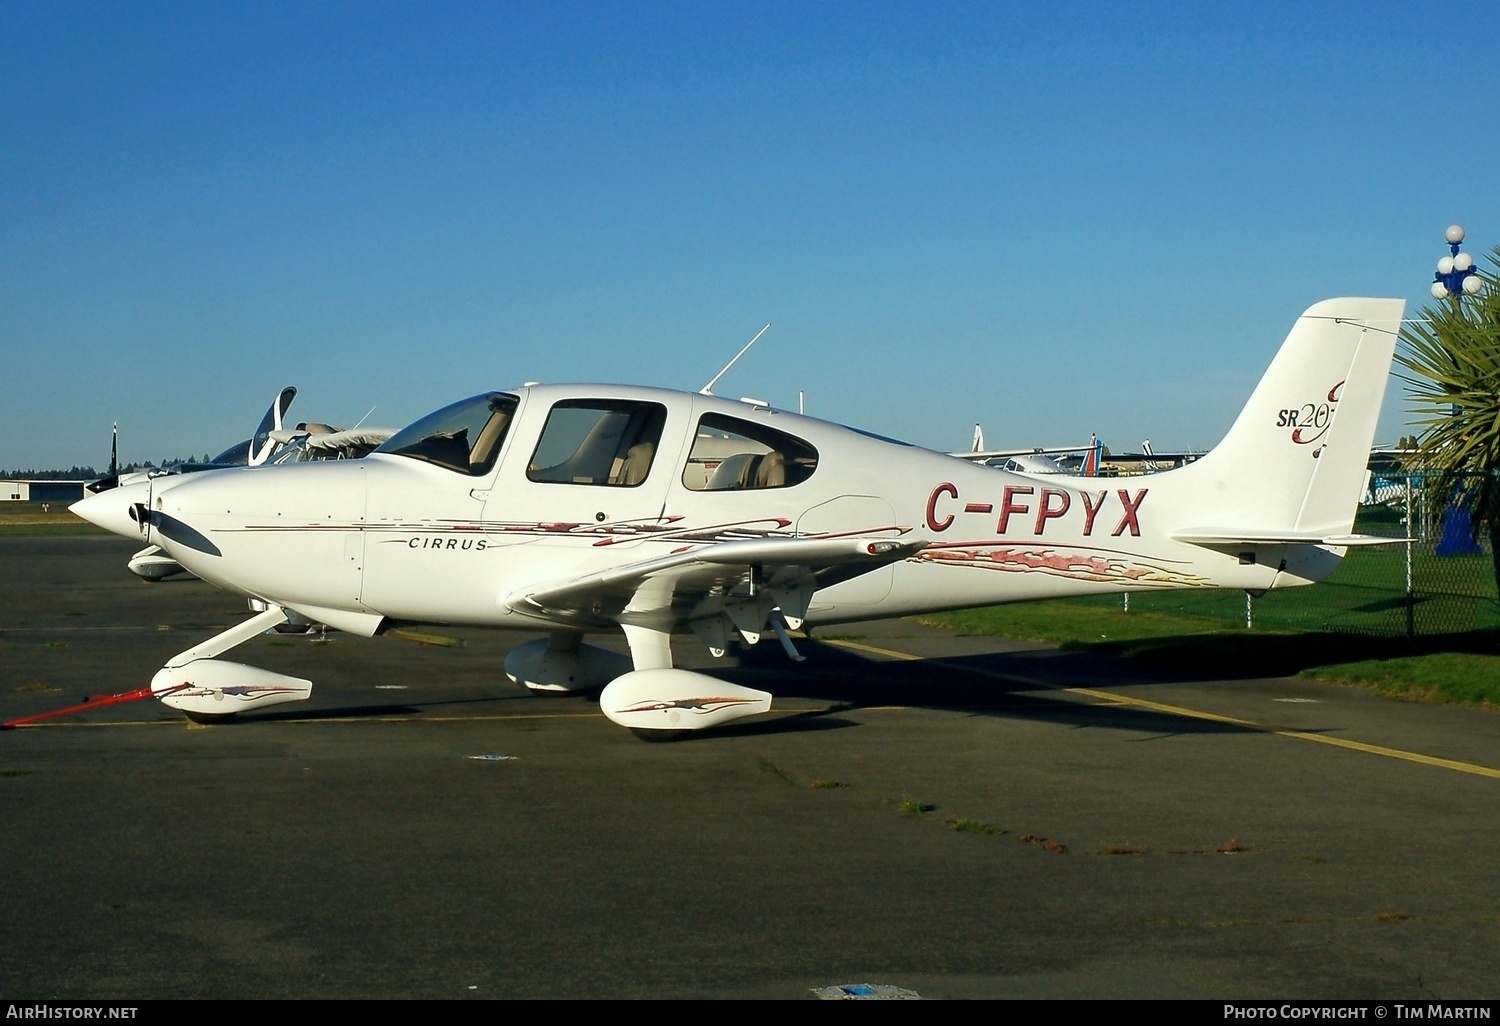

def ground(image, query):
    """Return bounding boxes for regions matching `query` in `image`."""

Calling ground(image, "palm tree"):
[1397,245,1500,590]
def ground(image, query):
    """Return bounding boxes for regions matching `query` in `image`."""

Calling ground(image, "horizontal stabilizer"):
[1173,530,1408,548]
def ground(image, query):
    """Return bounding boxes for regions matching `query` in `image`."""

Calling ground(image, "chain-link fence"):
[1077,472,1500,637]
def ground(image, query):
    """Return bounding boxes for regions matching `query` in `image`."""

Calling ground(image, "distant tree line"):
[3,466,103,480]
[4,457,213,479]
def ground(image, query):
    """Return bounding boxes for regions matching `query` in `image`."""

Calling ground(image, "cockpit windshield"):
[376,392,519,476]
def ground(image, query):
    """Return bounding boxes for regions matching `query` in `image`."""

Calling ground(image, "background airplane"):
[83,387,394,581]
[956,426,1104,476]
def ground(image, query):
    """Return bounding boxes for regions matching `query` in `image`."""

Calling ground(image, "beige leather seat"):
[615,441,655,485]
[704,452,756,490]
[753,451,785,488]
[468,409,512,472]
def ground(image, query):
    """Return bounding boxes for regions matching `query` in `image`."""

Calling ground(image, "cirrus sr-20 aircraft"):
[70,297,1403,739]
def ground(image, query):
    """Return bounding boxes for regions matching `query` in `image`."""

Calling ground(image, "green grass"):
[0,522,108,536]
[945,817,1006,836]
[922,603,1500,706]
[926,601,1227,646]
[1304,652,1500,707]
[0,502,106,535]
[1006,504,1500,636]
[1080,548,1500,636]
[919,539,1500,709]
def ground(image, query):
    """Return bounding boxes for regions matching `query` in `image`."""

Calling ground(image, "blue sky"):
[3,1,1497,470]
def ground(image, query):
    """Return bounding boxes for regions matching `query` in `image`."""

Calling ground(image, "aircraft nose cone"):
[71,483,149,540]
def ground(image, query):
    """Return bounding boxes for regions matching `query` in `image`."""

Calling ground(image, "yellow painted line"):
[6,710,607,729]
[826,638,925,663]
[299,711,602,725]
[0,625,226,633]
[7,719,184,729]
[384,628,464,648]
[824,639,1500,780]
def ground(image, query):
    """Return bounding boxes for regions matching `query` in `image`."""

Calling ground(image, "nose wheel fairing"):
[150,604,315,719]
[153,660,313,717]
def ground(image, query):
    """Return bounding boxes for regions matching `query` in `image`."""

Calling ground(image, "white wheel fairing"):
[152,660,312,716]
[599,670,771,731]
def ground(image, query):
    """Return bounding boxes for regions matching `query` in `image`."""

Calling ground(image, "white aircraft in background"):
[82,387,394,581]
[956,424,1096,475]
[954,420,1110,477]
[71,297,1404,739]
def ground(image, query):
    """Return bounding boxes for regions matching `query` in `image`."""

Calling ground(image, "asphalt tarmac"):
[2,535,1499,999]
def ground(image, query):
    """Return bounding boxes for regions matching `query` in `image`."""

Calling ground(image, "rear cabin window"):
[682,413,818,491]
[527,400,667,487]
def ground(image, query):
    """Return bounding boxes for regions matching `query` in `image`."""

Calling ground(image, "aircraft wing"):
[502,535,926,634]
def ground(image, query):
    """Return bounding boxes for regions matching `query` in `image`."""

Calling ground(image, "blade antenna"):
[700,323,771,396]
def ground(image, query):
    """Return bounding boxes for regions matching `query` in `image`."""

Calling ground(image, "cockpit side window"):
[377,392,519,476]
[682,413,818,491]
[527,400,667,487]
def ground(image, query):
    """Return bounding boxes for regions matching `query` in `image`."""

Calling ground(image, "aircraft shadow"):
[209,626,1464,740]
[247,692,531,723]
[709,639,1259,739]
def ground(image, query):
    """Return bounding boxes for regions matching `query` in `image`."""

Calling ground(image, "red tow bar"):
[2,685,185,730]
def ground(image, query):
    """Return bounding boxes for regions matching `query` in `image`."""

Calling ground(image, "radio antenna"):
[700,323,771,396]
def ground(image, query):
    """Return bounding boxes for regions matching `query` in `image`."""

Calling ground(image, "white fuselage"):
[146,384,1300,633]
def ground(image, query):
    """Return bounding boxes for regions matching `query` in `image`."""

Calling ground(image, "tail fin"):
[1080,434,1101,477]
[1170,297,1404,547]
[249,386,297,467]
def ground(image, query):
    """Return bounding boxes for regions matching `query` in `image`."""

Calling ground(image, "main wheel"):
[630,728,689,743]
[183,711,238,725]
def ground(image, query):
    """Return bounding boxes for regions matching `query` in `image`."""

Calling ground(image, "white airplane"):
[71,297,1403,739]
[956,426,1102,475]
[957,425,1094,470]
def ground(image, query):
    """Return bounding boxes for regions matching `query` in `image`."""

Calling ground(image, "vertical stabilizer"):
[1172,297,1403,538]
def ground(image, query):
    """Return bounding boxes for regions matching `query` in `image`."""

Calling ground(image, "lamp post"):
[1417,225,1482,637]
[1431,224,1481,300]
